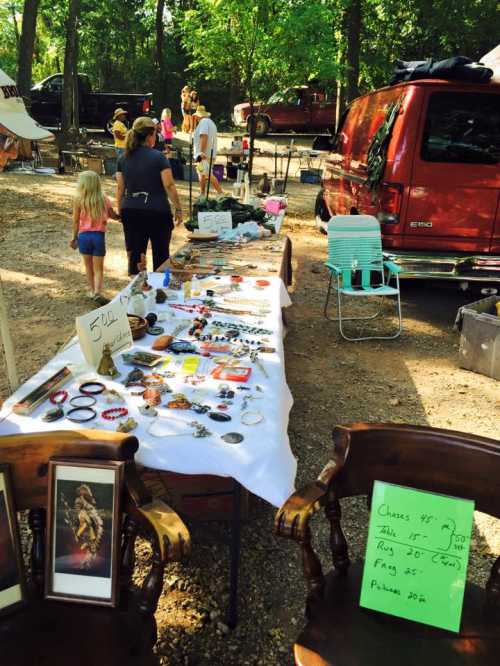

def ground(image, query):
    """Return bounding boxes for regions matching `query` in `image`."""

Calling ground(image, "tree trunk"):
[247,90,256,186]
[155,0,165,67]
[61,0,81,146]
[344,0,361,103]
[17,0,40,99]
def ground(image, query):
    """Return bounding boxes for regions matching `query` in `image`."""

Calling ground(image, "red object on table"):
[211,366,252,382]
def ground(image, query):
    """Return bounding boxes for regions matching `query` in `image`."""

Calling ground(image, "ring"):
[49,390,68,405]
[79,381,106,395]
[70,395,97,408]
[66,406,97,423]
[241,411,264,426]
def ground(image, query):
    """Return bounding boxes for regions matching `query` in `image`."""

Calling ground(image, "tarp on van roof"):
[481,45,500,83]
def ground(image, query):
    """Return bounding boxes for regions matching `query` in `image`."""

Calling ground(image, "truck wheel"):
[314,189,329,234]
[248,116,269,137]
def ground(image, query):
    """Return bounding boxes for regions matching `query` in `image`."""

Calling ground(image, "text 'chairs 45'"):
[275,423,500,666]
[324,216,402,341]
[0,430,190,666]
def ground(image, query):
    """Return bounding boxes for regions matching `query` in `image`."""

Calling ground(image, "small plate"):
[188,232,219,242]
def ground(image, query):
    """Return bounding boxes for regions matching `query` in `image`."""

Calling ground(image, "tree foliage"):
[2,0,498,123]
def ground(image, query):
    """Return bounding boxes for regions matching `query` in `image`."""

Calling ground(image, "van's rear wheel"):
[314,189,329,234]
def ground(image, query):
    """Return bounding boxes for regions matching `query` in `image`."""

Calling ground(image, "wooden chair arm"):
[275,458,342,540]
[136,499,191,562]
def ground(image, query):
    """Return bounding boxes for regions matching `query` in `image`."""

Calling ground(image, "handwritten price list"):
[360,481,474,632]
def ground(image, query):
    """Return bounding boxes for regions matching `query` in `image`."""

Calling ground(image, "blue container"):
[300,169,321,184]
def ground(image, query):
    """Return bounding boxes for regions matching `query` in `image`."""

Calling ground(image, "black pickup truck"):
[29,73,153,133]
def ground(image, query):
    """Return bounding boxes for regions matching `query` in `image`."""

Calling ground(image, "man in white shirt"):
[193,106,222,195]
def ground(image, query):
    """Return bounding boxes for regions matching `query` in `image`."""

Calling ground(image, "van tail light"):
[142,99,151,113]
[377,182,403,224]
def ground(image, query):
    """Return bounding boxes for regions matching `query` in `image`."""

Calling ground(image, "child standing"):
[70,171,119,305]
[160,108,175,146]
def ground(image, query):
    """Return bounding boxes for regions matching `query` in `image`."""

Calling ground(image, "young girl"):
[160,108,175,145]
[70,171,119,305]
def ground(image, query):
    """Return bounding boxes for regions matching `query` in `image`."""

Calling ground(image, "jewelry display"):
[147,326,164,336]
[209,320,272,335]
[221,432,244,444]
[241,411,264,426]
[49,390,68,405]
[142,389,162,406]
[101,407,128,421]
[139,404,158,417]
[43,406,65,422]
[124,368,145,386]
[103,388,126,404]
[142,373,165,387]
[127,383,146,397]
[191,402,210,414]
[66,406,97,423]
[117,417,138,433]
[209,412,232,422]
[70,395,97,408]
[79,381,106,395]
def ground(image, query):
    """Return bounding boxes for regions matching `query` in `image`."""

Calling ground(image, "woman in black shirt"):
[116,116,183,274]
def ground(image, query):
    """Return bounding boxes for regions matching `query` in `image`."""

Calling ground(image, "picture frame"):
[45,458,125,607]
[0,463,26,617]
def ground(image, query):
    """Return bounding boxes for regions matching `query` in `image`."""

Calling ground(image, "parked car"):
[315,79,500,282]
[29,73,153,133]
[233,86,336,137]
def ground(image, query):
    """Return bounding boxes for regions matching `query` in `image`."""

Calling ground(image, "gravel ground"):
[0,167,499,665]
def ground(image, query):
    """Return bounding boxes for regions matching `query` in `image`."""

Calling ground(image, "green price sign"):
[360,481,474,632]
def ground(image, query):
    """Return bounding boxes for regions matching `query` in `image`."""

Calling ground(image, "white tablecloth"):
[0,274,296,507]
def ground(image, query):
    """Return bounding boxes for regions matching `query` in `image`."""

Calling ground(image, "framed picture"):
[0,464,26,617]
[45,459,124,607]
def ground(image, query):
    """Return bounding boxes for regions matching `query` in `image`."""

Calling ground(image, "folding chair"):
[324,215,402,341]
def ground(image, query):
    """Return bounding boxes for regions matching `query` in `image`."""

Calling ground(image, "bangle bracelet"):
[70,395,97,408]
[79,381,106,395]
[50,390,68,405]
[66,406,97,423]
[101,407,128,421]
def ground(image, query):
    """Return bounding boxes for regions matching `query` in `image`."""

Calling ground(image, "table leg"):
[227,479,242,628]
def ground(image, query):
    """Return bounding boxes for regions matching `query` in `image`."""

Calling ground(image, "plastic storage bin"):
[456,295,500,380]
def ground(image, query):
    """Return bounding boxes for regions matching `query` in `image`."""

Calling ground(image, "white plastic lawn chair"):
[324,215,402,341]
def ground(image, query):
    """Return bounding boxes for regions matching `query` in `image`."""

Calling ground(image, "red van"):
[315,80,500,282]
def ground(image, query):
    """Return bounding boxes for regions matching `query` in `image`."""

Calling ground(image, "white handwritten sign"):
[197,211,233,233]
[75,296,132,367]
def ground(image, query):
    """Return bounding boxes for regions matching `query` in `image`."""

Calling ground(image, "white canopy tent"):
[0,68,53,394]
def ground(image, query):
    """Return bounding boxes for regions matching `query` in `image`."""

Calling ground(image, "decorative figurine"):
[156,289,167,304]
[97,344,120,378]
[167,393,192,409]
[103,388,126,404]
[124,367,144,386]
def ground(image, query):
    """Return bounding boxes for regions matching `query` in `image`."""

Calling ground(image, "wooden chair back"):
[330,423,500,518]
[0,429,142,510]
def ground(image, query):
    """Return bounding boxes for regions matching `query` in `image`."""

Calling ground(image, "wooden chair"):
[0,430,191,666]
[275,423,500,666]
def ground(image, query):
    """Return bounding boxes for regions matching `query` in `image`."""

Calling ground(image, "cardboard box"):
[141,469,249,521]
[87,157,103,175]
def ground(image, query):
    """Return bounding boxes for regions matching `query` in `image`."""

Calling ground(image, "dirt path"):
[0,171,499,665]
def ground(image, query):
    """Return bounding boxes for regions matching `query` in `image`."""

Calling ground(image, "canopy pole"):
[0,274,19,393]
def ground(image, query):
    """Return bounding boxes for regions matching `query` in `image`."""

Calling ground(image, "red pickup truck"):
[233,86,335,137]
[315,79,500,283]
